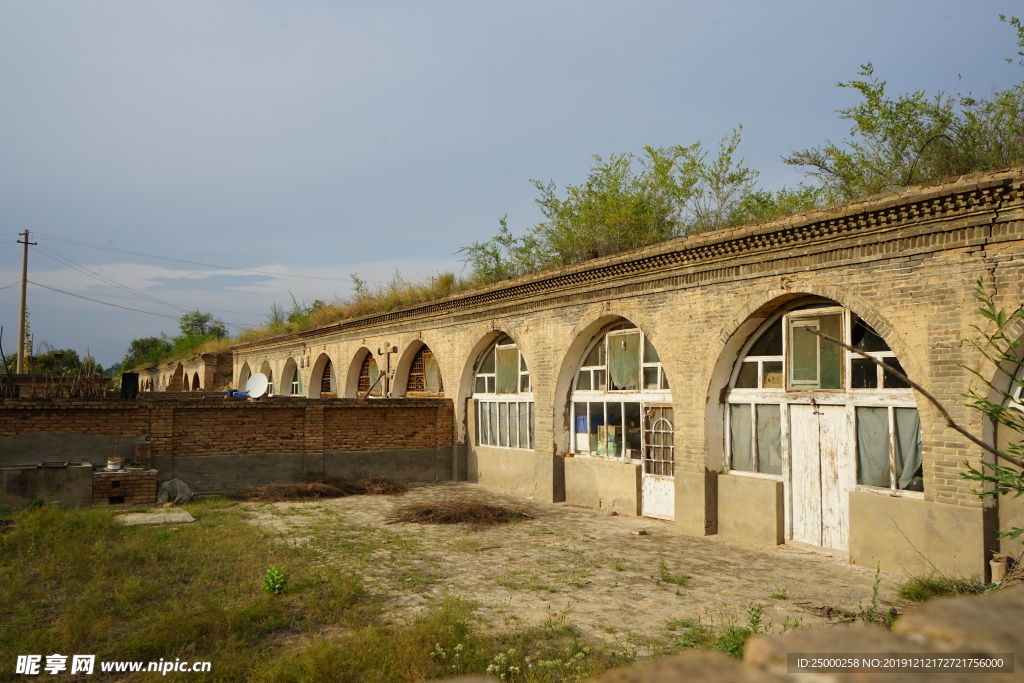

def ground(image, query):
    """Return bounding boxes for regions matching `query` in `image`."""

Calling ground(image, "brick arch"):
[237,361,252,389]
[701,286,921,395]
[259,361,275,396]
[169,362,185,392]
[552,307,662,455]
[345,347,382,398]
[309,352,336,398]
[393,340,445,398]
[281,357,301,396]
[700,287,926,473]
[975,319,1024,451]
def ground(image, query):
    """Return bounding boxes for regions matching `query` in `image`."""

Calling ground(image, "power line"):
[27,281,182,319]
[28,280,249,327]
[33,232,359,283]
[34,244,266,317]
[36,245,193,314]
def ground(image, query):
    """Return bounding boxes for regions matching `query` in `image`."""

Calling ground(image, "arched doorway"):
[568,320,673,519]
[406,345,444,396]
[724,300,921,550]
[259,361,274,396]
[237,362,251,390]
[357,352,383,397]
[311,353,337,398]
[282,358,302,396]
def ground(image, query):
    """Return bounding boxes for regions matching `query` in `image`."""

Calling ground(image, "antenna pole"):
[16,230,36,374]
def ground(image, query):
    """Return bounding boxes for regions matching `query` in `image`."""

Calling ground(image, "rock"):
[116,511,196,526]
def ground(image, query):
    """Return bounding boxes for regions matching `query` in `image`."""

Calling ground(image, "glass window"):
[730,404,753,472]
[571,323,670,459]
[788,313,842,389]
[358,354,381,397]
[756,404,782,475]
[473,335,533,450]
[856,407,923,491]
[729,403,781,475]
[608,331,641,391]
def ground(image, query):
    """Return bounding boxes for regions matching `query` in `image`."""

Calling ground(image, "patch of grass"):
[386,499,533,529]
[896,574,986,602]
[767,576,791,600]
[497,570,557,593]
[664,603,784,659]
[609,557,626,572]
[262,566,290,595]
[1,502,632,682]
[664,618,696,631]
[237,476,408,502]
[657,559,690,587]
[0,500,371,676]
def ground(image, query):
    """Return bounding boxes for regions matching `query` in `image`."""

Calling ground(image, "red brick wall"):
[323,402,454,451]
[92,470,158,505]
[0,402,150,437]
[0,397,454,457]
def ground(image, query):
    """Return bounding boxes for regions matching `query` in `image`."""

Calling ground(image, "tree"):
[178,311,227,340]
[783,18,1024,203]
[122,335,174,370]
[24,345,104,375]
[459,129,816,283]
[961,284,1024,542]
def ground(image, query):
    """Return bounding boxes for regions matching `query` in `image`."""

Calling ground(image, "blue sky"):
[0,1,1020,367]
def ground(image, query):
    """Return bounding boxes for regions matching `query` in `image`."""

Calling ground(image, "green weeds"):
[657,559,690,587]
[896,574,986,602]
[261,566,290,595]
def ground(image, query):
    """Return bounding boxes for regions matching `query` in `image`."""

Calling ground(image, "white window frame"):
[473,336,534,450]
[725,305,922,496]
[570,324,672,461]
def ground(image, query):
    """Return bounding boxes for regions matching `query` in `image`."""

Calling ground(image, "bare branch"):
[809,329,1024,469]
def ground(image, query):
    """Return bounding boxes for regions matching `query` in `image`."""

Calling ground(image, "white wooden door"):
[789,404,854,550]
[641,410,674,520]
[641,474,674,520]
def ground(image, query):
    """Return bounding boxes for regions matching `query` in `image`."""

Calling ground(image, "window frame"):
[473,336,534,450]
[725,305,921,495]
[569,324,672,462]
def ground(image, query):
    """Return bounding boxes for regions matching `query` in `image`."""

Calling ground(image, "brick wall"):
[323,403,454,451]
[0,396,453,461]
[92,470,158,506]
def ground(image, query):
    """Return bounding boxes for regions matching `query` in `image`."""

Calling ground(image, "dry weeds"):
[385,498,533,529]
[236,477,408,502]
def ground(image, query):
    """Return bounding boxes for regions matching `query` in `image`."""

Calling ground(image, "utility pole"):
[16,230,36,374]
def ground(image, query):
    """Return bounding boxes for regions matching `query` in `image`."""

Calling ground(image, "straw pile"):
[236,476,407,502]
[385,499,533,529]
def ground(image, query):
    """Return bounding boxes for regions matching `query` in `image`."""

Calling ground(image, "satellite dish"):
[246,372,269,399]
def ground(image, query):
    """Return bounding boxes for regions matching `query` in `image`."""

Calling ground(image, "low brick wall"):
[92,470,158,506]
[0,397,455,493]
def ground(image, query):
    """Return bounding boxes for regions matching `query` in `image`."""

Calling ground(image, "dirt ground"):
[246,482,901,653]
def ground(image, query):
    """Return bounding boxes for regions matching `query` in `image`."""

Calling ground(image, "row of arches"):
[237,343,442,400]
[142,370,204,392]
[234,293,951,553]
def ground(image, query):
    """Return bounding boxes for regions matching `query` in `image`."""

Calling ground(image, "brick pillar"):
[304,402,324,454]
[149,406,174,457]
